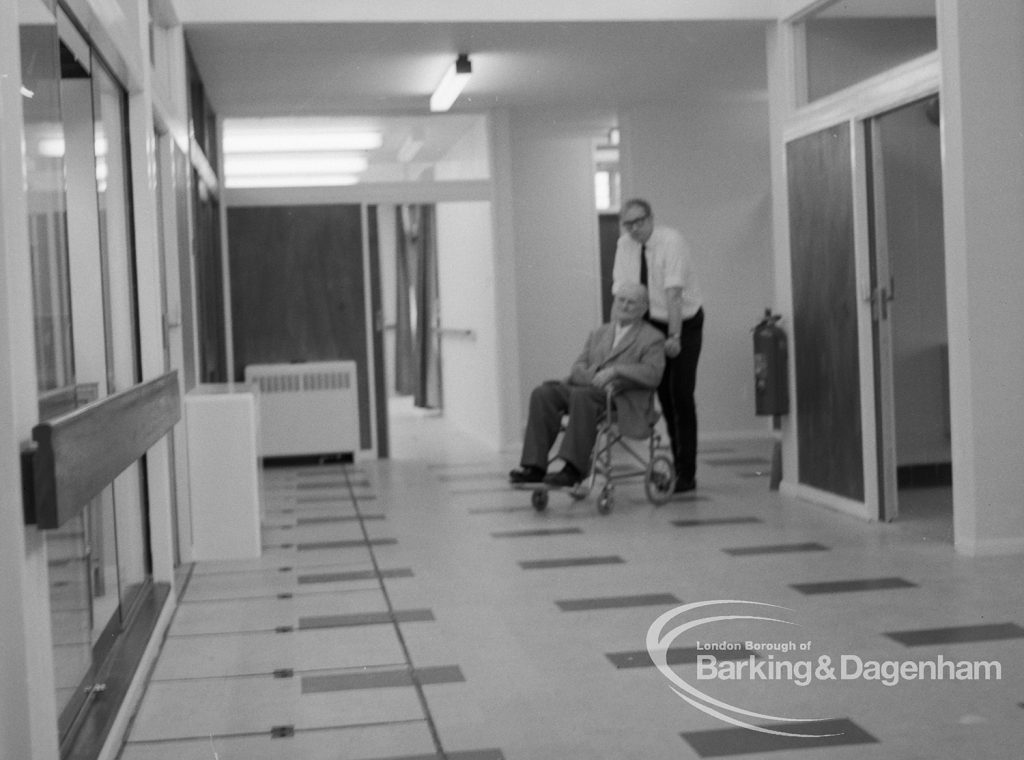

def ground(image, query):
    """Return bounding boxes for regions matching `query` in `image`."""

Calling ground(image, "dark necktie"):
[639,243,650,320]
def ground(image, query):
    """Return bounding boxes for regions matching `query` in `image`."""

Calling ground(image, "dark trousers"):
[520,381,606,475]
[649,309,704,483]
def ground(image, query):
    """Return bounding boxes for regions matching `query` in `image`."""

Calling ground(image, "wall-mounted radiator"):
[244,361,360,457]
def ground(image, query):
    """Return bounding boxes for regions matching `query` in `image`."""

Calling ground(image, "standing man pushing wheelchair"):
[509,283,665,489]
[612,198,704,494]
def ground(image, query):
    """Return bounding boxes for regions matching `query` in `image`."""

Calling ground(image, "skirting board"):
[955,535,1024,557]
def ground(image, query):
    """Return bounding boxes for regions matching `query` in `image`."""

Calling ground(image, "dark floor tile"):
[672,517,762,527]
[468,505,534,514]
[302,665,464,693]
[885,622,1024,647]
[388,751,505,760]
[791,577,916,595]
[296,538,397,550]
[519,555,624,570]
[491,528,583,538]
[297,494,377,503]
[607,644,757,669]
[299,609,435,629]
[703,457,771,467]
[723,542,829,556]
[556,593,680,611]
[629,495,713,505]
[682,717,878,757]
[297,568,413,584]
[296,514,385,524]
[437,473,504,482]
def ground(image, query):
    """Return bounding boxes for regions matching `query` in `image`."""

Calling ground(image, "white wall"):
[506,108,610,427]
[435,201,502,448]
[619,98,775,439]
[938,0,1024,555]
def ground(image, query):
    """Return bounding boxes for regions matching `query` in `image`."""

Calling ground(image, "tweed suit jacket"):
[565,320,665,438]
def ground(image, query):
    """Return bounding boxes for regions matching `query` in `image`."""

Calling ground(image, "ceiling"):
[180,5,932,184]
[182,21,770,183]
[184,21,772,119]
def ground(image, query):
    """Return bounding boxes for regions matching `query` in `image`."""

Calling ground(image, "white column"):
[0,2,61,756]
[129,3,178,584]
[938,0,1024,554]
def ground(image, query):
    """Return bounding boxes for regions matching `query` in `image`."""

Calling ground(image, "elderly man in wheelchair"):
[509,282,676,512]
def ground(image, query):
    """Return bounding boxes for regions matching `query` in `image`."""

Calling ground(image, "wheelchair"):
[528,386,676,514]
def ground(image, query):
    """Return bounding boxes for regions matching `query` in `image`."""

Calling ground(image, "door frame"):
[864,117,899,521]
[781,53,940,520]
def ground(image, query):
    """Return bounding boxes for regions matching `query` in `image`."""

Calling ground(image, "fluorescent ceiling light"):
[225,174,360,189]
[225,153,369,176]
[430,54,471,113]
[36,135,109,158]
[222,128,382,153]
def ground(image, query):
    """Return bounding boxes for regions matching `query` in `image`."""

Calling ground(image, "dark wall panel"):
[194,178,225,383]
[787,124,864,501]
[598,213,620,322]
[228,204,370,450]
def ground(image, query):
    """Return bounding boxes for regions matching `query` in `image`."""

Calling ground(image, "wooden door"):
[787,123,864,501]
[228,204,371,450]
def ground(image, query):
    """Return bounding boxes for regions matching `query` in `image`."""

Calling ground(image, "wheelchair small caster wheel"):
[598,488,613,515]
[532,489,548,511]
[645,454,676,506]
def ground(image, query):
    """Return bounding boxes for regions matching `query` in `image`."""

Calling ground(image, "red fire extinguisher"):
[753,309,789,417]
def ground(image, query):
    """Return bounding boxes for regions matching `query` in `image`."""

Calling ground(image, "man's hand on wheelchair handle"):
[592,367,618,390]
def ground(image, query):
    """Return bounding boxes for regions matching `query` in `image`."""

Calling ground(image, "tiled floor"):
[117,406,1024,759]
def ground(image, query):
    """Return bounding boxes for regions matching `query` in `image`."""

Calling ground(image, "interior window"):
[797,0,936,105]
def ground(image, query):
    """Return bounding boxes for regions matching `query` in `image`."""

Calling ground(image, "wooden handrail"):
[24,371,181,529]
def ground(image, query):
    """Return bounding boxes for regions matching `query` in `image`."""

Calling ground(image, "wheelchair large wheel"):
[531,488,548,512]
[644,454,676,505]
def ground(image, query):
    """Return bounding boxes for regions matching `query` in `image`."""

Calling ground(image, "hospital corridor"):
[112,409,1024,760]
[4,3,1024,760]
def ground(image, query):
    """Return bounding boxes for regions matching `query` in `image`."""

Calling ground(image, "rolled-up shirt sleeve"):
[661,229,689,291]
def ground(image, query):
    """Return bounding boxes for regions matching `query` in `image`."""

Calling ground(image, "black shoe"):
[510,466,545,484]
[673,479,697,494]
[543,463,582,489]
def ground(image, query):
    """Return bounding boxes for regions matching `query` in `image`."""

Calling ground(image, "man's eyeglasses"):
[621,214,649,230]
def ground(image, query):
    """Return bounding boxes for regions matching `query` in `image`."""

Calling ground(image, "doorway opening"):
[867,95,952,540]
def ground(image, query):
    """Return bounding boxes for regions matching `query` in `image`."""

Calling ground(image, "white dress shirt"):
[611,225,703,322]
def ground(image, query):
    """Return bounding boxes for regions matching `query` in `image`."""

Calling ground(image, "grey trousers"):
[520,381,606,475]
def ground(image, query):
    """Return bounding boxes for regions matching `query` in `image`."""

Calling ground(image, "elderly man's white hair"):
[615,281,649,306]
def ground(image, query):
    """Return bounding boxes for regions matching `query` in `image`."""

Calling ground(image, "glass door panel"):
[22,5,152,739]
[91,57,152,612]
[20,8,74,393]
[48,514,91,724]
[92,55,139,393]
